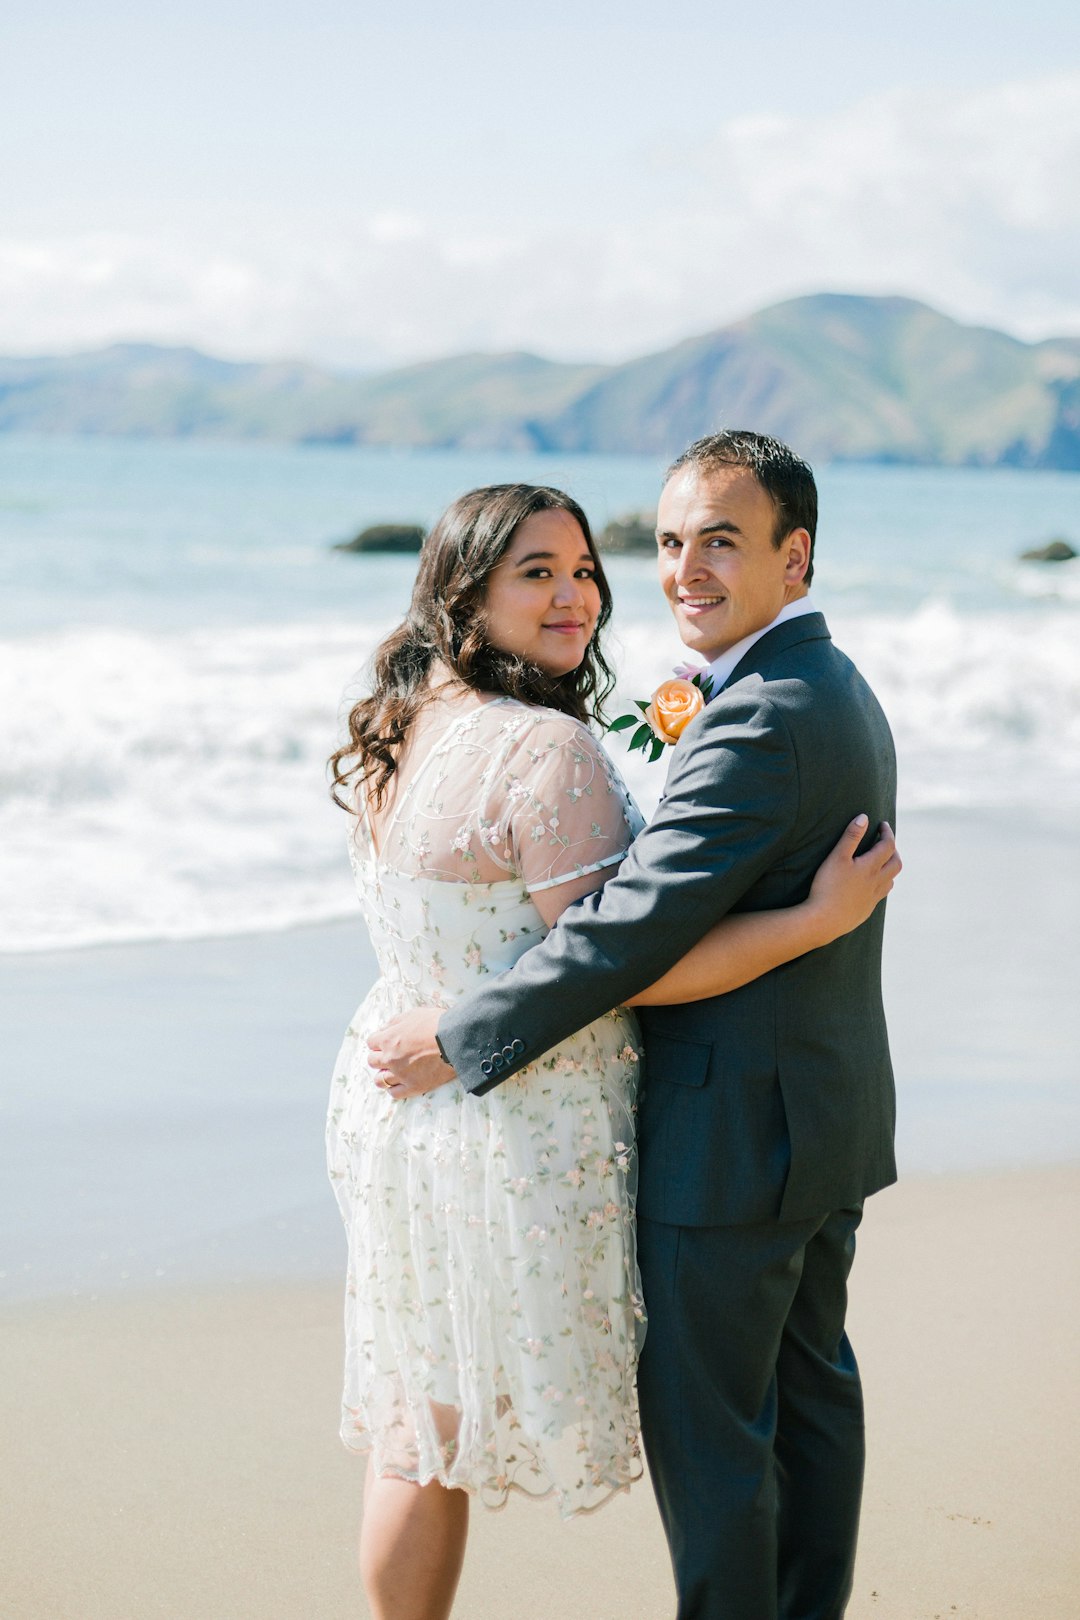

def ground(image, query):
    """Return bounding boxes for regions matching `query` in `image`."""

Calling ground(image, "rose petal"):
[650,677,704,739]
[645,701,678,744]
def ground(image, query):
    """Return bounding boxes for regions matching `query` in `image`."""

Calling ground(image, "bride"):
[326,483,898,1620]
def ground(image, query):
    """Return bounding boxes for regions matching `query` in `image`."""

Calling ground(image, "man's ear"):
[783,528,812,585]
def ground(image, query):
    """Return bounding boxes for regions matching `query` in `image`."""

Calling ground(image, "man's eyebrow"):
[656,520,743,540]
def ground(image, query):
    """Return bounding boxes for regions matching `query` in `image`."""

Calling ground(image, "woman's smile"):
[484,508,602,676]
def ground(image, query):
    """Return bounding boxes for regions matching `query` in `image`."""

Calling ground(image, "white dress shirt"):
[704,594,819,695]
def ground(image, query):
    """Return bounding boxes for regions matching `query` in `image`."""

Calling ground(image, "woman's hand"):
[805,816,902,946]
[367,1008,457,1099]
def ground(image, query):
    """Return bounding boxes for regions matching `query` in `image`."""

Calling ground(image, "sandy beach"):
[2,810,1078,1616]
[2,1164,1077,1619]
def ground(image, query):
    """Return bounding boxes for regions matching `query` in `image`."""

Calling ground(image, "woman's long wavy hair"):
[329,483,616,812]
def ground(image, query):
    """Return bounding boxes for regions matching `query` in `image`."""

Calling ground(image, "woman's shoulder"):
[481,705,642,830]
[479,699,614,772]
[481,696,599,743]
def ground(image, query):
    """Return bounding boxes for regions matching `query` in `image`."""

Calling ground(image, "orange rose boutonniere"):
[608,670,713,762]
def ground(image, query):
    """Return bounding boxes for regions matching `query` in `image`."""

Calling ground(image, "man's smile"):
[657,463,812,657]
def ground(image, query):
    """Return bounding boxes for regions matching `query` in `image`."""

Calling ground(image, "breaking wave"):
[4,600,1078,951]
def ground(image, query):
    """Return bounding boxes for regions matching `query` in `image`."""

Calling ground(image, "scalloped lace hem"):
[340,1433,645,1520]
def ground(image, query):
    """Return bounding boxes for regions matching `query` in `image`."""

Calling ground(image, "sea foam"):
[3,604,1078,952]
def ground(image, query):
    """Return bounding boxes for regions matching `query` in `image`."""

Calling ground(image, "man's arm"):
[368,808,899,1097]
[424,689,800,1093]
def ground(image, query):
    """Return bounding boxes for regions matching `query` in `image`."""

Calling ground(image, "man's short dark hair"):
[665,430,818,586]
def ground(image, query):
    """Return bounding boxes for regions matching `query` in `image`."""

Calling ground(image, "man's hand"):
[367,1008,457,1100]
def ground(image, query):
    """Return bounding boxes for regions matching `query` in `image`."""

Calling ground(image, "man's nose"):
[673,545,706,586]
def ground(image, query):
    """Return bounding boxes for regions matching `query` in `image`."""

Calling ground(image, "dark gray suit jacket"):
[438,613,897,1226]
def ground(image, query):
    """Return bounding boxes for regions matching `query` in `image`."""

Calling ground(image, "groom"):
[372,430,897,1620]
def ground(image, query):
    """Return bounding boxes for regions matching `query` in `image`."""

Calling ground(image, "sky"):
[2,0,1079,369]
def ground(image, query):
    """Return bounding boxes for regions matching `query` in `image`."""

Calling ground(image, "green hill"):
[0,343,602,448]
[2,295,1079,466]
[532,297,1080,466]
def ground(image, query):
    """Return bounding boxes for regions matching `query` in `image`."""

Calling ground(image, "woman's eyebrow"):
[511,549,594,565]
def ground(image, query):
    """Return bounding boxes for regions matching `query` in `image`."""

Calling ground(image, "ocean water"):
[3,433,1080,952]
[3,436,1080,1299]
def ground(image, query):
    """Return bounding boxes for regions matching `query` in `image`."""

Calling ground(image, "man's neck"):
[703,594,818,693]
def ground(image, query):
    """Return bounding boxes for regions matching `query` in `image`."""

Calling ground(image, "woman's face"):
[482,509,602,677]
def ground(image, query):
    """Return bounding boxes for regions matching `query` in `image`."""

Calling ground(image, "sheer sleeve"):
[491,712,641,893]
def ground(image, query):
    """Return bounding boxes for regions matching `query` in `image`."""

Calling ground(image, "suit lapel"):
[718,611,831,694]
[658,613,832,801]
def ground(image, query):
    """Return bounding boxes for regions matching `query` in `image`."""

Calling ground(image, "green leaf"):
[608,713,638,733]
[635,699,650,713]
[630,723,652,750]
[649,737,666,762]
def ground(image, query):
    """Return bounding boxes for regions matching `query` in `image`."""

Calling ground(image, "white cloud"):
[367,212,426,245]
[3,72,1079,367]
[677,72,1080,341]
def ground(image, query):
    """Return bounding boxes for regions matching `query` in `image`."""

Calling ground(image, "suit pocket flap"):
[647,1033,712,1089]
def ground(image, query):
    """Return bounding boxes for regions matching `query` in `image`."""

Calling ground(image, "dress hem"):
[339,1434,644,1520]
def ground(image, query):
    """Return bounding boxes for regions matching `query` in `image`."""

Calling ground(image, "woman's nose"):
[552,573,583,604]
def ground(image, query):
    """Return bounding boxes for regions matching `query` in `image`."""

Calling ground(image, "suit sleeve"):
[439,688,800,1095]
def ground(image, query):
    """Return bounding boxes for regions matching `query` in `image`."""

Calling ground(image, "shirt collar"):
[705,594,818,694]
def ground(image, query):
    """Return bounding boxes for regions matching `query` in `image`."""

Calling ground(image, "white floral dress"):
[326,696,647,1516]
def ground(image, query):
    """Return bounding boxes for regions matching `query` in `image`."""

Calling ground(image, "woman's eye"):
[575,568,597,580]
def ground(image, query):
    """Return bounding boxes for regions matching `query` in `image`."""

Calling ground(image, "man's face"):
[656,464,810,660]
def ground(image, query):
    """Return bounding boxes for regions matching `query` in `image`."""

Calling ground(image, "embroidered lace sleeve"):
[363,698,643,887]
[493,711,641,893]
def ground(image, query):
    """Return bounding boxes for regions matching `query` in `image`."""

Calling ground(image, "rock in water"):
[333,523,427,554]
[1019,538,1078,563]
[598,513,657,554]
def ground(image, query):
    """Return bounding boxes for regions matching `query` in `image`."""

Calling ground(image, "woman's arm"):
[626,816,900,1006]
[367,819,899,1096]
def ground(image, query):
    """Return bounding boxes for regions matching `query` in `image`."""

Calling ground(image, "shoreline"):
[3,1163,1077,1619]
[3,798,1079,963]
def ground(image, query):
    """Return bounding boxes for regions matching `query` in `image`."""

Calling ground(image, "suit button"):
[511,1038,525,1056]
[480,1060,493,1078]
[491,1052,504,1071]
[501,1045,515,1062]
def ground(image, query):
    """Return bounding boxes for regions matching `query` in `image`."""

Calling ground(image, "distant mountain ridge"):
[3,294,1079,467]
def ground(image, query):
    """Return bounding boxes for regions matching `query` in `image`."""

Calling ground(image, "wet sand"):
[2,1164,1077,1619]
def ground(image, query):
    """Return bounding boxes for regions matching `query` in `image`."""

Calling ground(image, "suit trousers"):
[636,1206,865,1620]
